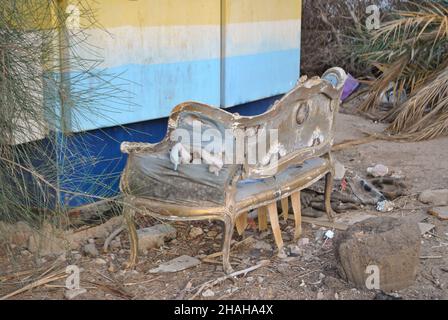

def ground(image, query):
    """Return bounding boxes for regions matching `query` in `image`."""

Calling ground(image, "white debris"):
[149,255,201,273]
[170,143,192,171]
[367,164,389,177]
[324,230,335,239]
[202,289,215,297]
[376,200,394,212]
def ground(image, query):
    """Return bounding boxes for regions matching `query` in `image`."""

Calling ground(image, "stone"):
[138,224,177,253]
[110,239,121,250]
[27,223,68,256]
[108,263,116,273]
[428,206,448,221]
[317,291,325,300]
[95,258,107,265]
[334,217,420,292]
[376,200,394,212]
[149,255,201,273]
[188,227,203,239]
[287,245,302,256]
[298,238,310,247]
[83,243,99,257]
[202,289,215,298]
[367,164,389,178]
[419,189,448,206]
[207,231,218,238]
[323,276,346,291]
[418,222,435,235]
[64,288,87,300]
[253,240,272,251]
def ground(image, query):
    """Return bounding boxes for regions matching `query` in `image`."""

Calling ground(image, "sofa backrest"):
[123,68,347,180]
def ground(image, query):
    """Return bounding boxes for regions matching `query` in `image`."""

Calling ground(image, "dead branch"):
[189,260,270,300]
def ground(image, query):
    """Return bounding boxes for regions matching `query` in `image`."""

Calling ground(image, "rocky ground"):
[1,111,447,300]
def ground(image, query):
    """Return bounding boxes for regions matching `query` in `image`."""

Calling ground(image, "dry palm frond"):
[352,0,448,140]
[385,65,448,140]
[357,1,448,111]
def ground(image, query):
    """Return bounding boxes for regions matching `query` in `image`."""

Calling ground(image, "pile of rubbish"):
[300,162,406,217]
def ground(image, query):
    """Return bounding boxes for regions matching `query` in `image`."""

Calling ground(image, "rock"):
[298,238,310,247]
[287,245,302,256]
[95,258,107,265]
[27,223,68,256]
[334,217,420,292]
[367,164,389,178]
[202,289,215,298]
[317,291,325,300]
[21,249,31,257]
[277,250,288,259]
[419,189,448,206]
[149,255,201,273]
[110,239,121,250]
[64,288,87,300]
[418,222,435,235]
[246,277,255,283]
[66,216,123,249]
[88,239,95,244]
[188,227,203,239]
[374,292,402,300]
[257,276,264,284]
[253,240,272,251]
[334,160,346,180]
[138,224,177,253]
[315,228,327,241]
[297,238,310,247]
[108,263,116,273]
[428,206,448,221]
[323,276,346,291]
[83,243,99,257]
[376,200,394,212]
[207,231,218,238]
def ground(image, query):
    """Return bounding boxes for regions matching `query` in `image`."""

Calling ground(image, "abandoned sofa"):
[120,67,348,273]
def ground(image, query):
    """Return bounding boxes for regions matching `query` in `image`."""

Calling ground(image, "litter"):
[149,255,201,273]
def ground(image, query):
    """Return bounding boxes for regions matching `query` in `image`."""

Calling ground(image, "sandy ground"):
[1,111,447,300]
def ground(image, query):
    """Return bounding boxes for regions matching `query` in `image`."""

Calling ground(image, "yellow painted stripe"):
[75,0,221,28]
[63,0,301,28]
[224,0,302,24]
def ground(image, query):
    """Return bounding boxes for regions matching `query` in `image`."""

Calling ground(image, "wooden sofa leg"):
[291,191,302,240]
[325,172,335,222]
[236,212,248,236]
[222,215,235,274]
[124,205,138,269]
[258,207,268,231]
[267,203,284,252]
[281,198,289,221]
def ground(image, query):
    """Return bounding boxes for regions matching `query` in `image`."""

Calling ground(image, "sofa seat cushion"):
[235,157,330,210]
